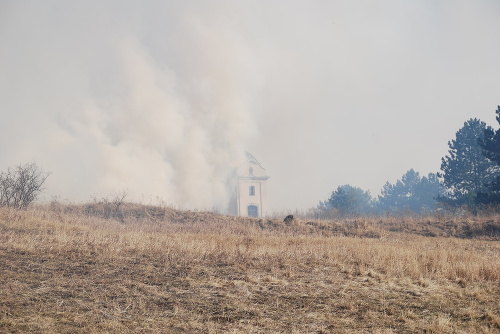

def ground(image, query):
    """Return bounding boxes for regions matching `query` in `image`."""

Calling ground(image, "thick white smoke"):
[0,1,258,210]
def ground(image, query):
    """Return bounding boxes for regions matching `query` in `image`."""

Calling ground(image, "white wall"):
[236,162,269,217]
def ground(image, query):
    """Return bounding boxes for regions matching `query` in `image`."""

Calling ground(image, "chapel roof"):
[245,151,261,165]
[240,151,269,179]
[244,151,267,171]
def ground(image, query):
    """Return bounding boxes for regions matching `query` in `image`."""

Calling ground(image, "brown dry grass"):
[0,203,499,333]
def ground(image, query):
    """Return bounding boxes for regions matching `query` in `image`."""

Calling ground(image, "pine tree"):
[440,118,498,205]
[321,185,373,217]
[478,106,500,203]
[378,169,443,214]
[481,106,500,164]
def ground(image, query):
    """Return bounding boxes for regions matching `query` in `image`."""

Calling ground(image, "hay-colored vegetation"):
[0,203,499,333]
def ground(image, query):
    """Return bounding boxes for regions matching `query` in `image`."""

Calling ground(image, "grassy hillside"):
[0,204,499,333]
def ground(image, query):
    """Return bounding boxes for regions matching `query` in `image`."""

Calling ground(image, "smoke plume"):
[0,1,259,210]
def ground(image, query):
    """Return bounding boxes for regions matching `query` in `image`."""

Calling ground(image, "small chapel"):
[232,152,270,218]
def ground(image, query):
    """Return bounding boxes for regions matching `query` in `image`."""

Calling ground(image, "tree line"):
[315,106,500,217]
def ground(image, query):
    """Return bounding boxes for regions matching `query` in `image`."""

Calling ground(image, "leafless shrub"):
[85,191,128,222]
[0,162,50,210]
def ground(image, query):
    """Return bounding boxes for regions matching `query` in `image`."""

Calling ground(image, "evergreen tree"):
[481,106,500,164]
[439,118,498,206]
[418,173,444,210]
[478,106,500,203]
[321,184,372,217]
[378,169,443,214]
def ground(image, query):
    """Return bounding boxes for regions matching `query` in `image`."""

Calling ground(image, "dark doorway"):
[248,205,259,217]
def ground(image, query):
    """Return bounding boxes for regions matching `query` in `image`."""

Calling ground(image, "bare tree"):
[0,162,50,209]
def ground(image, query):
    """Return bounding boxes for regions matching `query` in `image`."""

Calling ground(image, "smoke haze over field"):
[1,1,500,212]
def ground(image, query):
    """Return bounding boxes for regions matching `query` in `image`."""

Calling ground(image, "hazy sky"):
[1,0,500,212]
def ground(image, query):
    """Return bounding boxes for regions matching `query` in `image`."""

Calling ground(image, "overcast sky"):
[1,0,499,212]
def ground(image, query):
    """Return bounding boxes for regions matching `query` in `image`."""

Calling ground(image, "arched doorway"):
[247,205,259,217]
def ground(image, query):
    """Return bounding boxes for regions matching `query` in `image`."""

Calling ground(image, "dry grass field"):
[0,203,499,333]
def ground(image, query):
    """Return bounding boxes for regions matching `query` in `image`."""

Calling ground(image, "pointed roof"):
[245,151,267,170]
[245,151,261,165]
[240,151,269,180]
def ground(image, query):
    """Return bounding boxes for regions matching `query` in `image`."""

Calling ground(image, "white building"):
[233,152,270,218]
